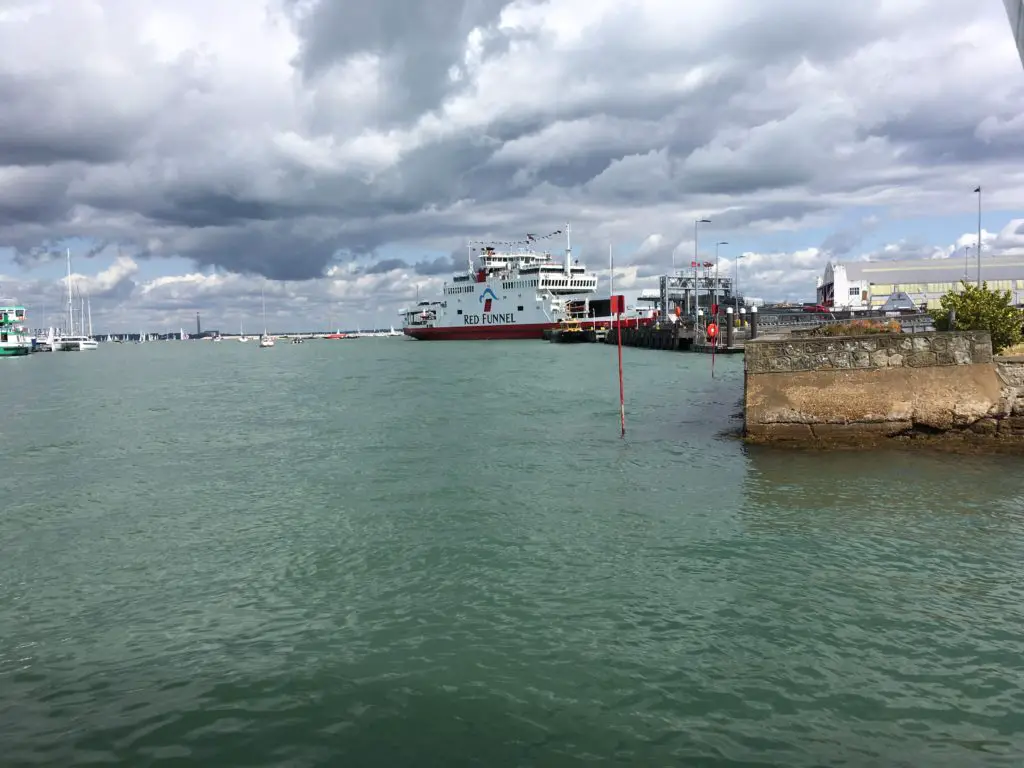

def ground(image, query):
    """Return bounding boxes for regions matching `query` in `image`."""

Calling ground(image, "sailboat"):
[238,319,248,342]
[56,248,98,351]
[258,287,274,347]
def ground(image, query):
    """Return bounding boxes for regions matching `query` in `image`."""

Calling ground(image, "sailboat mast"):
[66,248,73,335]
[87,294,93,339]
[262,286,267,335]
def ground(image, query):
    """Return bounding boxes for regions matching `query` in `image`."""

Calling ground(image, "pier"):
[599,308,754,353]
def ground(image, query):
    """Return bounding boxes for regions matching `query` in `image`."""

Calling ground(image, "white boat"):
[399,224,599,339]
[0,301,31,356]
[258,287,274,347]
[55,248,98,351]
[60,335,99,351]
[238,320,248,342]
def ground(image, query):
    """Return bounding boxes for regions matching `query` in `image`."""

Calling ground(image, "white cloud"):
[1,0,1023,326]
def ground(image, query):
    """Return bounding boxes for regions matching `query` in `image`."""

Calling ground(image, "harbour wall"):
[743,331,1024,447]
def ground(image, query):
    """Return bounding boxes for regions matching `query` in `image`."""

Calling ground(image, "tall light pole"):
[974,185,982,287]
[734,252,742,318]
[694,218,710,316]
[714,241,727,313]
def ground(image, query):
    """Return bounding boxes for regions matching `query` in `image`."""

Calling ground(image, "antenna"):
[565,222,571,275]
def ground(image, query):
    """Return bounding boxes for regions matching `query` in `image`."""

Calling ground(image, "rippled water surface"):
[2,340,1024,766]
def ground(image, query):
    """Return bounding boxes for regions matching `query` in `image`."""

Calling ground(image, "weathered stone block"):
[952,347,973,365]
[970,418,999,434]
[912,336,931,351]
[999,416,1024,434]
[746,423,814,442]
[828,351,853,369]
[887,354,904,367]
[852,351,871,368]
[998,361,1024,386]
[811,421,913,441]
[869,349,890,367]
[906,351,938,367]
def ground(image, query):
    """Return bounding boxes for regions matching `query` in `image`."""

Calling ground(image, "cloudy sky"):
[2,0,1024,332]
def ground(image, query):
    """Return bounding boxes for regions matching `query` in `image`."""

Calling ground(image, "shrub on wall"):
[807,319,902,337]
[930,281,1023,354]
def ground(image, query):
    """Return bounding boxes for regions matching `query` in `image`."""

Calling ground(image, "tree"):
[930,281,1024,354]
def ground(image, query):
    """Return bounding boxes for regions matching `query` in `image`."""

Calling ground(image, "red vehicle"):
[802,303,828,313]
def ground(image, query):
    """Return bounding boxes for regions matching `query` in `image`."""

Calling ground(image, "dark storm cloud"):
[288,0,518,122]
[359,254,459,275]
[182,225,348,280]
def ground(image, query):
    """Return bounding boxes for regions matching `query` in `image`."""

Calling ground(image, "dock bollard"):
[749,305,758,339]
[726,307,735,348]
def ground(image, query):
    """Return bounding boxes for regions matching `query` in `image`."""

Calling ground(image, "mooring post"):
[750,305,758,339]
[726,307,735,348]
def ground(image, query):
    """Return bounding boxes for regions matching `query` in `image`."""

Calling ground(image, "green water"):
[2,341,1023,766]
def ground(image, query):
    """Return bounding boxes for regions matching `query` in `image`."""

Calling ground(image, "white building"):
[817,255,1024,311]
[816,263,873,310]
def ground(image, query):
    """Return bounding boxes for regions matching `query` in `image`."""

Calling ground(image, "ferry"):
[0,301,31,356]
[399,226,601,340]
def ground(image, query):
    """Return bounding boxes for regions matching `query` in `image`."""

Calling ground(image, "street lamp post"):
[694,218,710,317]
[975,185,982,287]
[734,252,742,321]
[714,241,727,315]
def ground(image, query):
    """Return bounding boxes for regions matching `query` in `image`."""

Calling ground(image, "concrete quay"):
[743,330,1024,451]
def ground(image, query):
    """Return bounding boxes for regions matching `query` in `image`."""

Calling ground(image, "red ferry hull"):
[403,318,652,340]
[404,323,554,340]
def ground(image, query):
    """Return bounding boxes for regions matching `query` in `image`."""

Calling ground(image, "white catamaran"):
[56,248,98,351]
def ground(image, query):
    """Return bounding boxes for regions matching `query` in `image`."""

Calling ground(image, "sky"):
[2,0,1024,332]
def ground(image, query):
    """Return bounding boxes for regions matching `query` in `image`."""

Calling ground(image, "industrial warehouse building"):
[816,255,1024,311]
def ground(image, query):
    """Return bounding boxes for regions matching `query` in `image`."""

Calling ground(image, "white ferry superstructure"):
[399,226,600,340]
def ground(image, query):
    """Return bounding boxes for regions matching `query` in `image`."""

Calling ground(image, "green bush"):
[930,281,1024,354]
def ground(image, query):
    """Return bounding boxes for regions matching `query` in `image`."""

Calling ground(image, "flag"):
[974,186,981,193]
[526,233,535,241]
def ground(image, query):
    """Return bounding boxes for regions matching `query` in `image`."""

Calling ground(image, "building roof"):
[839,254,1024,284]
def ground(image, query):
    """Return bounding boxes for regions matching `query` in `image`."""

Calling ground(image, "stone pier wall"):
[743,332,1024,447]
